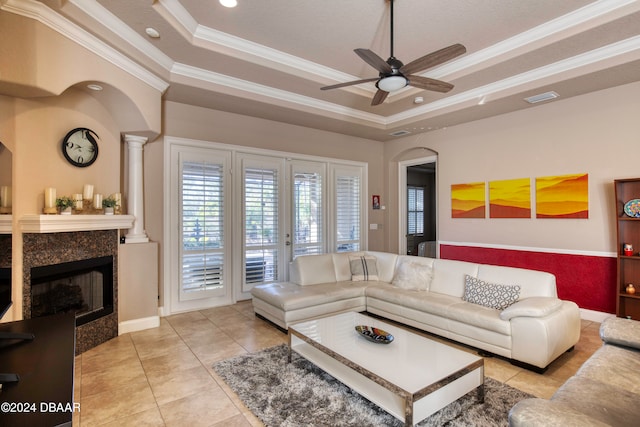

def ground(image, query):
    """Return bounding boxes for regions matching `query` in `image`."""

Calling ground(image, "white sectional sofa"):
[251,251,581,371]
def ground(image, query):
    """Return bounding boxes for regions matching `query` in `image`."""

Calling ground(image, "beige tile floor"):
[73,301,603,426]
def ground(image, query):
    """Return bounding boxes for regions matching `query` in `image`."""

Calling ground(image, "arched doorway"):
[398,155,437,256]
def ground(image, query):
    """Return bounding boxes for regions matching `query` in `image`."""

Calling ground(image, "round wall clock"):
[61,127,99,167]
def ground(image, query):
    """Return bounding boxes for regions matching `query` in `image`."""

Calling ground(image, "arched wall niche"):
[72,81,159,140]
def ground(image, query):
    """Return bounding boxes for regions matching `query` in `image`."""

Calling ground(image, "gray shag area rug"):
[213,344,533,426]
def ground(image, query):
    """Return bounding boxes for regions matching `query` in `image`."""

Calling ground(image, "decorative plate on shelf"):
[624,199,640,218]
[355,325,394,344]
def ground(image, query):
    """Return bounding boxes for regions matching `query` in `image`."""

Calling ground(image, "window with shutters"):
[180,159,226,300]
[407,186,424,235]
[292,162,324,257]
[334,166,362,252]
[244,166,279,288]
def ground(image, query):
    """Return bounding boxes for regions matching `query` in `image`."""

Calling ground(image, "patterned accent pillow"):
[463,274,521,310]
[349,255,379,281]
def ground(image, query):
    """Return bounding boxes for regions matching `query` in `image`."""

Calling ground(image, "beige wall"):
[13,90,122,213]
[384,81,640,255]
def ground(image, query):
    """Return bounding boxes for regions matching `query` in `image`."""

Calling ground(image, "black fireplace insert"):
[30,256,113,326]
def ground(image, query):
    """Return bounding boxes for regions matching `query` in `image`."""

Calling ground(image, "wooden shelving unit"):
[614,178,640,319]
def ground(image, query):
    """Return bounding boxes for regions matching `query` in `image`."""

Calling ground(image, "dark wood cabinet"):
[0,312,75,426]
[615,178,640,319]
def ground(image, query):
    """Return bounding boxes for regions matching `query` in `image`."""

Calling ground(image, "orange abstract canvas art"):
[489,178,531,218]
[536,173,588,218]
[451,182,485,218]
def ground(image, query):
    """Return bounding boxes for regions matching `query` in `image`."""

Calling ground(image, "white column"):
[124,134,149,243]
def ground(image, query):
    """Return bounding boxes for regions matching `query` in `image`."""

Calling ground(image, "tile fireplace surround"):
[21,215,133,354]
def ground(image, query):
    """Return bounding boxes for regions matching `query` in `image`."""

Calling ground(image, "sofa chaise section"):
[251,253,379,330]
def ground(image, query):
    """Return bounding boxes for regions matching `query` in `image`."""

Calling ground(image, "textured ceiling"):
[24,0,640,141]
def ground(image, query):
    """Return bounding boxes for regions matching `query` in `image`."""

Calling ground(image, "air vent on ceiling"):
[389,130,411,137]
[524,91,559,104]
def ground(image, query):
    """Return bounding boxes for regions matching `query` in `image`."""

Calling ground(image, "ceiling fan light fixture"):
[377,76,407,92]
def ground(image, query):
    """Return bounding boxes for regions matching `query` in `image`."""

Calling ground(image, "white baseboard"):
[118,315,160,335]
[580,308,614,323]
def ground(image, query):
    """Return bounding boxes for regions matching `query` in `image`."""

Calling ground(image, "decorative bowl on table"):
[355,325,394,344]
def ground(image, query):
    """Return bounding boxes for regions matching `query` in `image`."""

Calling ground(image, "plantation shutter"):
[292,163,324,257]
[407,186,424,235]
[244,166,279,290]
[335,170,361,252]
[180,159,226,300]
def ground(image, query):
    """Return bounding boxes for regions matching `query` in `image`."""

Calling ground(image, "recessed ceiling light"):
[414,96,424,104]
[87,84,103,91]
[219,0,238,7]
[145,27,160,38]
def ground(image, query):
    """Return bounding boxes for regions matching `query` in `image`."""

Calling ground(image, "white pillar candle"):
[93,193,102,209]
[83,184,94,201]
[0,186,10,208]
[74,193,83,210]
[44,187,56,208]
[112,193,121,207]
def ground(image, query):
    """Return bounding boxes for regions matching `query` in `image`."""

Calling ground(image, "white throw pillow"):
[349,255,379,281]
[392,262,433,291]
[463,274,520,310]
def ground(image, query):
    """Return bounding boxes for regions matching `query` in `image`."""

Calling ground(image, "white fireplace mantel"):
[0,215,11,234]
[20,214,135,233]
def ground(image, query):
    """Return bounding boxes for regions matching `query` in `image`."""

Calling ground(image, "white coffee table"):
[288,312,484,426]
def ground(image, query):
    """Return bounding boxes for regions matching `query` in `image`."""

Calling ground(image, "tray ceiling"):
[10,0,640,141]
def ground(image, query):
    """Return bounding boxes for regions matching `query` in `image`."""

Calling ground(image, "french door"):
[239,155,287,294]
[169,146,233,313]
[238,156,327,296]
[166,137,366,314]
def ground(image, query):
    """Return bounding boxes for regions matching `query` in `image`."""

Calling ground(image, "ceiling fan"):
[320,0,466,106]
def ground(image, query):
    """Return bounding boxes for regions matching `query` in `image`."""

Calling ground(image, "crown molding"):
[2,0,169,93]
[426,0,640,81]
[172,31,640,129]
[69,0,174,71]
[170,63,386,125]
[160,0,357,83]
[391,35,640,123]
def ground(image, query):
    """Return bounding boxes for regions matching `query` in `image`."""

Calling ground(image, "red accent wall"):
[440,244,616,314]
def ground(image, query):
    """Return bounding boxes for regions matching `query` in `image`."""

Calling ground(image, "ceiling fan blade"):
[354,49,393,74]
[400,43,466,75]
[407,75,454,93]
[371,89,389,106]
[320,77,380,90]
